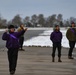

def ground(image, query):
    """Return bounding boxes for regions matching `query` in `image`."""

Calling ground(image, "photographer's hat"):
[8,25,15,29]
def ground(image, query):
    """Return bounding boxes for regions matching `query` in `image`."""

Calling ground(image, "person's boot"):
[10,70,15,75]
[58,57,62,62]
[68,56,74,59]
[52,57,55,62]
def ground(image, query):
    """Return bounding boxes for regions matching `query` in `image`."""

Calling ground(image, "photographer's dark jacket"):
[2,30,25,49]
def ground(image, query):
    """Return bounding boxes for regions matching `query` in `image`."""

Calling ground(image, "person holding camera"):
[2,25,27,74]
[17,24,26,51]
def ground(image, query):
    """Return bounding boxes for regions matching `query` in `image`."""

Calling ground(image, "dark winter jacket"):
[50,30,62,43]
[66,28,76,41]
[2,30,25,49]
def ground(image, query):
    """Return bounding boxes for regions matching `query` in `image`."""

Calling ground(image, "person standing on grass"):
[2,25,27,75]
[50,25,62,62]
[66,22,76,59]
[17,24,26,51]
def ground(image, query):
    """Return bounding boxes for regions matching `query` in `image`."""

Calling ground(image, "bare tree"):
[12,14,22,27]
[57,14,63,27]
[38,14,45,27]
[0,15,7,28]
[23,16,31,27]
[23,16,30,23]
[31,14,38,27]
[57,14,63,21]
[46,14,56,27]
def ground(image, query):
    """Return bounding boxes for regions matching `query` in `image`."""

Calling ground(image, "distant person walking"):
[50,25,62,62]
[66,22,76,59]
[17,24,26,51]
[2,25,27,75]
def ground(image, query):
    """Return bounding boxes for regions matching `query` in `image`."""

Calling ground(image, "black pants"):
[7,48,18,72]
[52,42,61,58]
[68,41,75,57]
[19,37,24,49]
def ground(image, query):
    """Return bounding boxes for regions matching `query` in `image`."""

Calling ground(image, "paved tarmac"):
[0,46,76,75]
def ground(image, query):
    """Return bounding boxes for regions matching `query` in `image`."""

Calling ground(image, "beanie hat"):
[8,25,15,29]
[71,22,75,24]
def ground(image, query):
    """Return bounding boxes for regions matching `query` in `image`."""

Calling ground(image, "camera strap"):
[9,34,18,40]
[71,28,76,35]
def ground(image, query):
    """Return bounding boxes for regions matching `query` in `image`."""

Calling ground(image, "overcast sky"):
[0,0,76,21]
